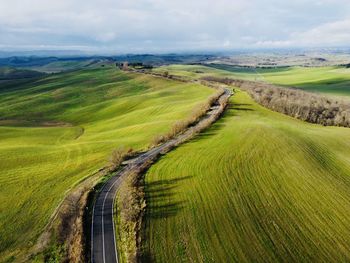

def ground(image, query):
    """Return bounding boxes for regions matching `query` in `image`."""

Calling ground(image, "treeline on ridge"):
[202,76,350,128]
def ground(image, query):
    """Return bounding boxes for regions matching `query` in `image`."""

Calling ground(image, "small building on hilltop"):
[122,61,129,70]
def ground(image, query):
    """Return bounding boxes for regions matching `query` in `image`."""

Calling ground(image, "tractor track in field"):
[91,82,233,263]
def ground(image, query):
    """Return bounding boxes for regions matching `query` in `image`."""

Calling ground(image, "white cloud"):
[0,0,349,52]
[254,19,350,48]
[294,19,350,46]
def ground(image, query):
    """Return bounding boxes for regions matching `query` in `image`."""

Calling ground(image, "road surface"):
[91,88,232,263]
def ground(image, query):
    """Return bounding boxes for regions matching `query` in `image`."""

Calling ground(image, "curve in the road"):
[91,87,232,263]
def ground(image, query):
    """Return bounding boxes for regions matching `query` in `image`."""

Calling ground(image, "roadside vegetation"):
[151,89,224,146]
[0,66,214,262]
[117,165,149,263]
[241,80,350,127]
[203,77,350,127]
[143,89,350,262]
[116,87,231,263]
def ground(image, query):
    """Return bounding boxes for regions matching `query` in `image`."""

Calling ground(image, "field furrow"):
[143,90,350,262]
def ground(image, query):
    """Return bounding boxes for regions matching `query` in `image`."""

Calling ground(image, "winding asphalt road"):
[91,87,232,263]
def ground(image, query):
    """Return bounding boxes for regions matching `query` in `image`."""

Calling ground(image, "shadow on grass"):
[141,176,192,262]
[141,100,256,260]
[229,102,254,112]
[145,176,191,219]
[231,107,254,111]
[220,102,255,117]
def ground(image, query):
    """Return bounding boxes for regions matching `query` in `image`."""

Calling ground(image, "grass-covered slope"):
[256,66,350,96]
[143,90,350,262]
[0,67,44,80]
[153,64,257,81]
[0,67,214,262]
[29,59,100,73]
[154,64,350,97]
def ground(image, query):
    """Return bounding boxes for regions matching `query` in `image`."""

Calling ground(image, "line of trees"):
[116,62,153,70]
[117,88,231,263]
[202,76,350,128]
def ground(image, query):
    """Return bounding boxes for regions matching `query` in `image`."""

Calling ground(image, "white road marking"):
[101,174,123,263]
[112,185,119,263]
[91,198,95,262]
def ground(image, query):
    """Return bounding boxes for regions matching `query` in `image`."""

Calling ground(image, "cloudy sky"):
[1,0,350,53]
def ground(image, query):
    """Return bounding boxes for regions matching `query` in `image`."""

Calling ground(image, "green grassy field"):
[143,90,350,262]
[154,64,350,97]
[0,66,214,262]
[28,60,100,73]
[153,64,257,81]
[255,66,350,96]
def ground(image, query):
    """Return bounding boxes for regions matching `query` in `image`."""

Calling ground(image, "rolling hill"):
[0,67,45,80]
[0,66,214,262]
[154,64,350,97]
[143,90,350,262]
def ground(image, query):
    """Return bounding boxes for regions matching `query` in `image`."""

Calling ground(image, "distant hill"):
[0,56,103,68]
[0,54,217,69]
[0,67,45,80]
[0,57,111,73]
[112,54,216,65]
